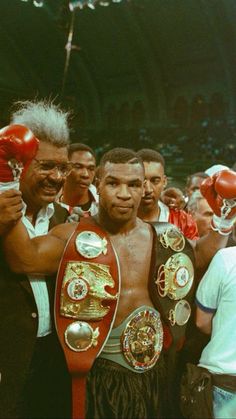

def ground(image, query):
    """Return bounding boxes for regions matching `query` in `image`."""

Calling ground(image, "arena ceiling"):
[1,0,236,136]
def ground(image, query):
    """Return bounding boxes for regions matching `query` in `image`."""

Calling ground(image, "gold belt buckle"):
[121,309,163,372]
[60,261,118,321]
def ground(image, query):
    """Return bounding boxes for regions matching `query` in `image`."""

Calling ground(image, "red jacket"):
[168,208,199,240]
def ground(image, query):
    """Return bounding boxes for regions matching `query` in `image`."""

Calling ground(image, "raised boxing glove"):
[200,169,236,234]
[0,124,39,182]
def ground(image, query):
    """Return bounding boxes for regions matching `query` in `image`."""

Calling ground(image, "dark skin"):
[3,162,153,326]
[0,189,23,235]
[62,150,96,207]
[185,175,206,198]
[95,162,153,325]
[3,161,228,326]
[161,187,186,210]
[20,141,69,226]
[138,161,167,222]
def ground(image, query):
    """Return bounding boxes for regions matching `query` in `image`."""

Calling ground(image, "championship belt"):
[55,217,120,419]
[100,306,163,373]
[148,222,195,349]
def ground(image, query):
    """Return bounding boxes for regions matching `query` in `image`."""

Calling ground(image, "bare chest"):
[111,229,153,289]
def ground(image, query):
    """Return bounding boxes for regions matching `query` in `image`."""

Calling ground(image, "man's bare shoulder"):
[136,217,153,237]
[48,221,78,242]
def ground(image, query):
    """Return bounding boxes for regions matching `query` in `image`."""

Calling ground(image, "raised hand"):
[200,169,236,234]
[0,189,23,234]
[0,124,39,181]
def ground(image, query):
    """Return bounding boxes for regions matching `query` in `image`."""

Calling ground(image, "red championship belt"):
[55,217,120,419]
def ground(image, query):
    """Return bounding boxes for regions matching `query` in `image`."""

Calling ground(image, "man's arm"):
[191,169,236,270]
[3,219,76,275]
[196,306,214,334]
[0,123,77,276]
[0,189,23,235]
[190,230,228,270]
[195,248,224,334]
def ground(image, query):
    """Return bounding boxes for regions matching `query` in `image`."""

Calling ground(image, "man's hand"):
[161,187,186,210]
[0,124,39,182]
[0,189,23,235]
[200,170,236,234]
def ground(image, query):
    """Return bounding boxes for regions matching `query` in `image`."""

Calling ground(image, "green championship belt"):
[148,222,196,349]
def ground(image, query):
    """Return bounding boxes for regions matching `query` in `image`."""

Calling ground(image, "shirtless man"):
[2,136,236,418]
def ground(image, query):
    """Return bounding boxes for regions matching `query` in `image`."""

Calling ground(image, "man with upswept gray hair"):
[187,190,213,237]
[11,99,70,146]
[0,99,71,419]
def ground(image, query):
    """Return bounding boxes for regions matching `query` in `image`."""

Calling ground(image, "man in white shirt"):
[0,100,71,419]
[196,247,236,418]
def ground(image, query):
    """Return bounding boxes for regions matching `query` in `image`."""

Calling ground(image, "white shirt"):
[158,201,170,222]
[22,203,54,337]
[196,247,236,374]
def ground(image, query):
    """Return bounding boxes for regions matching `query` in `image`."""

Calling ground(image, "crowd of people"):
[88,122,236,177]
[0,99,236,419]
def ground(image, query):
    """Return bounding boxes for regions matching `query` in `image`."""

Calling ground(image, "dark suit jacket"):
[0,203,69,418]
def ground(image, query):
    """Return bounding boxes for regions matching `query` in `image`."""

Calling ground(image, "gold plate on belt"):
[75,231,107,259]
[60,261,119,320]
[156,253,194,300]
[64,321,99,352]
[168,300,191,326]
[159,226,185,252]
[121,309,163,372]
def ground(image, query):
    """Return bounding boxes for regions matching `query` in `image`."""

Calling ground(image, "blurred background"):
[1,0,236,185]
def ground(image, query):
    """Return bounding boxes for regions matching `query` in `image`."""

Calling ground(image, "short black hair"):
[68,143,96,160]
[136,148,165,168]
[99,147,144,168]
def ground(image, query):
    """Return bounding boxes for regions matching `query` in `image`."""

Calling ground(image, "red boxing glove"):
[0,124,39,181]
[200,169,236,234]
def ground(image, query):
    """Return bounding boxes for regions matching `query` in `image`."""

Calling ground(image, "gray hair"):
[10,100,70,146]
[187,190,204,213]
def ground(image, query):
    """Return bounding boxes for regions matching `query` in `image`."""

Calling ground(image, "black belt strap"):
[212,373,236,392]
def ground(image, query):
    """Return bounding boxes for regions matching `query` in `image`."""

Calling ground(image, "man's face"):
[191,198,213,237]
[97,162,144,223]
[67,150,96,191]
[186,176,205,197]
[140,161,167,212]
[20,141,69,208]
